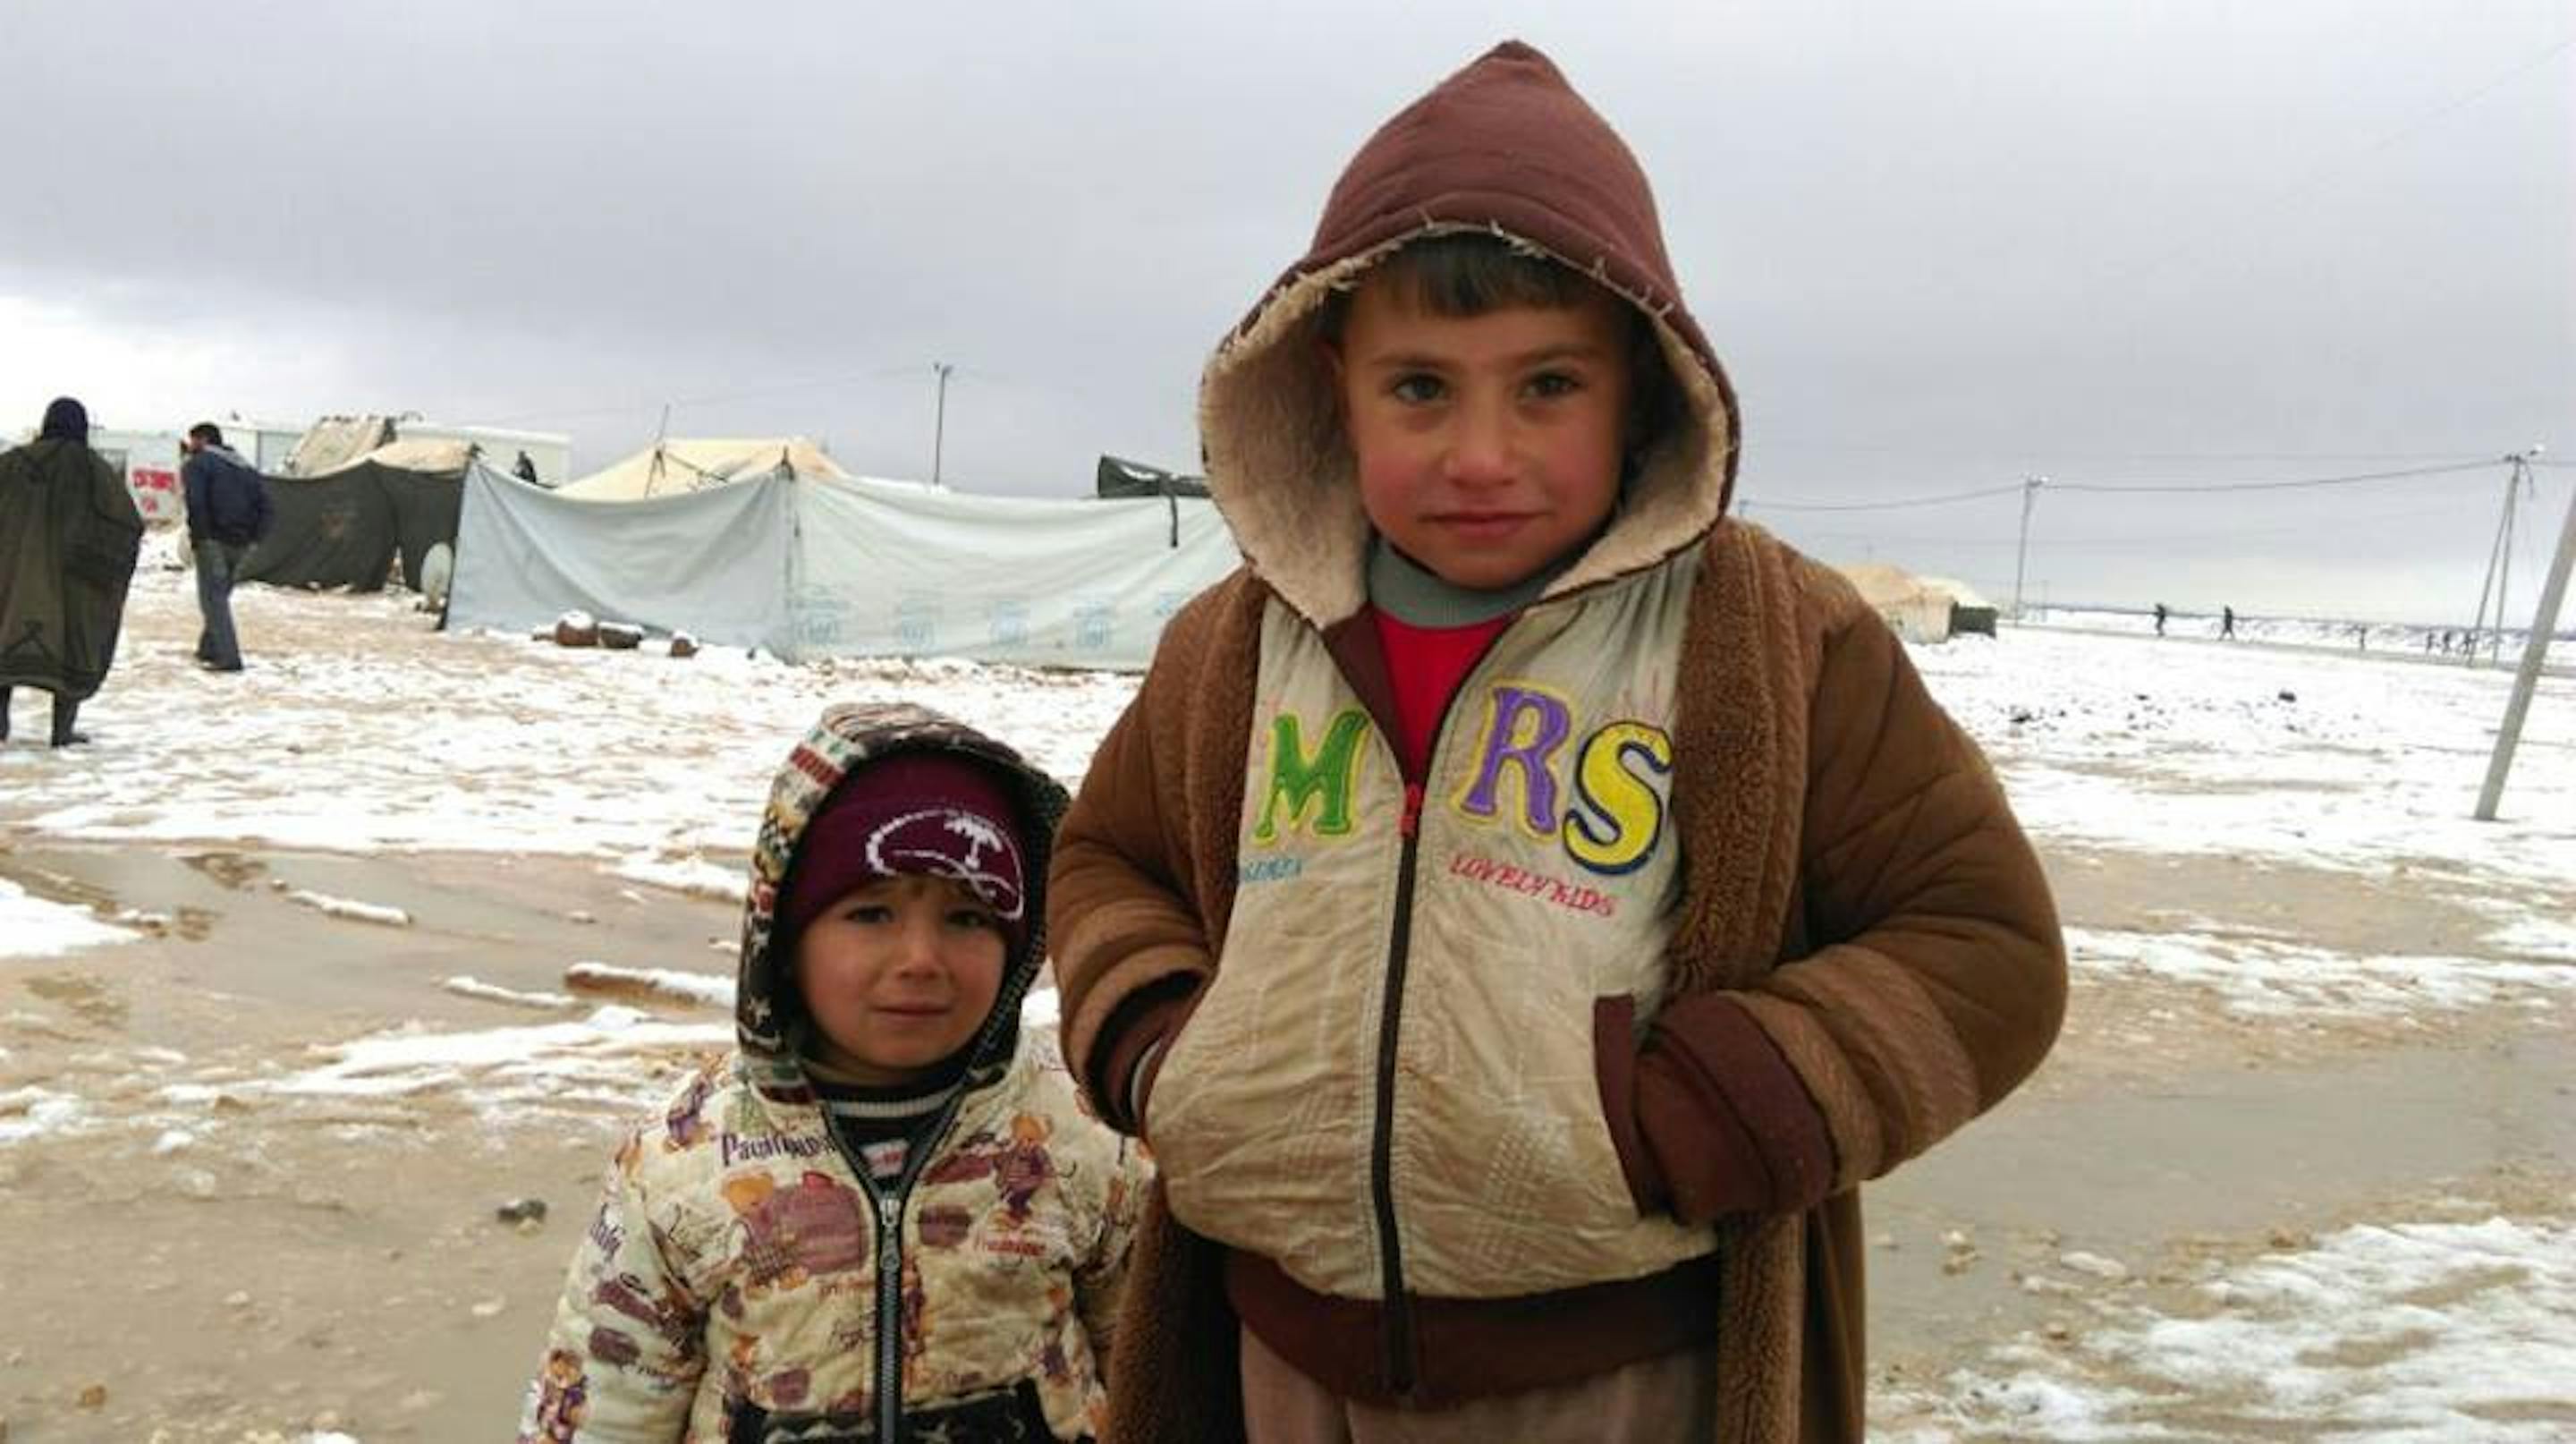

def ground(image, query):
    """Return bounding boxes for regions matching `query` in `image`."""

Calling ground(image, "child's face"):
[793,873,1007,1084]
[1332,276,1634,590]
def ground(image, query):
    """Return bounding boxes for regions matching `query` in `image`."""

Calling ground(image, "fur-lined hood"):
[1198,39,1742,628]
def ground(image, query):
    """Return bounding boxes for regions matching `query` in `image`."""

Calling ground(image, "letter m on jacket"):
[1252,709,1370,844]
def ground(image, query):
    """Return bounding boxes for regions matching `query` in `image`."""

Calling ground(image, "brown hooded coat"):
[1049,42,2066,1441]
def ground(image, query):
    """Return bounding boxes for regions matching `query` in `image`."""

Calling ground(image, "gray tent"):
[447,467,1241,669]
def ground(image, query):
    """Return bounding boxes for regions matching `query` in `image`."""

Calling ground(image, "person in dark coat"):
[2221,605,2238,640]
[181,420,271,672]
[0,397,145,746]
[2152,602,2167,636]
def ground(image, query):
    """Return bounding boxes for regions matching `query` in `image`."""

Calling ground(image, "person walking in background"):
[0,396,144,746]
[2153,602,2167,636]
[180,421,270,672]
[2221,605,2238,641]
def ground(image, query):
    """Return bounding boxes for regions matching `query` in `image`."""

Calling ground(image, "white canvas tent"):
[554,437,849,500]
[283,415,398,477]
[446,467,1241,670]
[327,437,479,475]
[1839,563,1997,643]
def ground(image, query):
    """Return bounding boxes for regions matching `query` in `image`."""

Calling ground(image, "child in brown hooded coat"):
[1049,41,2066,1443]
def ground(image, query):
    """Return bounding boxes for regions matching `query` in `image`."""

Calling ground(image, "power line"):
[2049,459,2502,494]
[1784,500,2479,553]
[1751,456,2504,512]
[1757,441,2505,463]
[1741,481,2027,513]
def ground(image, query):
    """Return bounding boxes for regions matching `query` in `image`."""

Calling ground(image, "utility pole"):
[2477,447,2567,820]
[930,361,953,488]
[2466,457,2527,667]
[2492,458,2537,665]
[2012,474,2045,621]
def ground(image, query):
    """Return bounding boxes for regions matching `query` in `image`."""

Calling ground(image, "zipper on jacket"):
[823,1083,974,1444]
[1356,627,1514,1400]
[872,1189,907,1443]
[1369,835,1425,1395]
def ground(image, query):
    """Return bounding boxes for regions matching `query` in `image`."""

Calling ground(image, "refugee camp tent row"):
[237,436,837,595]
[445,465,1242,671]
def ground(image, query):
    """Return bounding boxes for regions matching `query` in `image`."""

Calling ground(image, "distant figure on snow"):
[181,421,271,673]
[0,396,144,746]
[2152,602,2167,636]
[2221,605,2238,640]
[513,449,538,484]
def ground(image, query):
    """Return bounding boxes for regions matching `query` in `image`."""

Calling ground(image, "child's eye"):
[947,907,1002,932]
[1524,370,1582,399]
[842,903,894,925]
[1388,373,1446,404]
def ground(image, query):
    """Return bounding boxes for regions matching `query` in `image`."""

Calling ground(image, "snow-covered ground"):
[1882,1206,2576,1442]
[4,563,2572,1441]
[2,584,1136,862]
[0,876,133,956]
[9,570,2571,888]
[1917,623,2575,892]
[2030,605,2570,660]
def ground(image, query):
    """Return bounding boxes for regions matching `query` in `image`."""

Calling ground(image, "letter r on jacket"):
[1457,685,1572,835]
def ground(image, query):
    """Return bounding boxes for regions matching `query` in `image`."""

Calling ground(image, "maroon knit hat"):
[776,752,1032,953]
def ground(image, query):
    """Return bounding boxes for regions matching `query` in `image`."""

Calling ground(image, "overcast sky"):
[4,2,2569,623]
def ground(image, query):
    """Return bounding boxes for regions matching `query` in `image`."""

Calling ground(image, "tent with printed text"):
[445,466,1241,670]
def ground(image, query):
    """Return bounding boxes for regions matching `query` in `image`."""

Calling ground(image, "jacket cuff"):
[1634,993,1836,1221]
[1091,977,1200,1135]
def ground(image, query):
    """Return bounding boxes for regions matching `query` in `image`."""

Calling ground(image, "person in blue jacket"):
[180,421,271,672]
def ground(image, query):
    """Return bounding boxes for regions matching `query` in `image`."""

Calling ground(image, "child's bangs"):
[1368,233,1590,317]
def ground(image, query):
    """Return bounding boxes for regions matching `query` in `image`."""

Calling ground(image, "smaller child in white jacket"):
[522,702,1149,1443]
